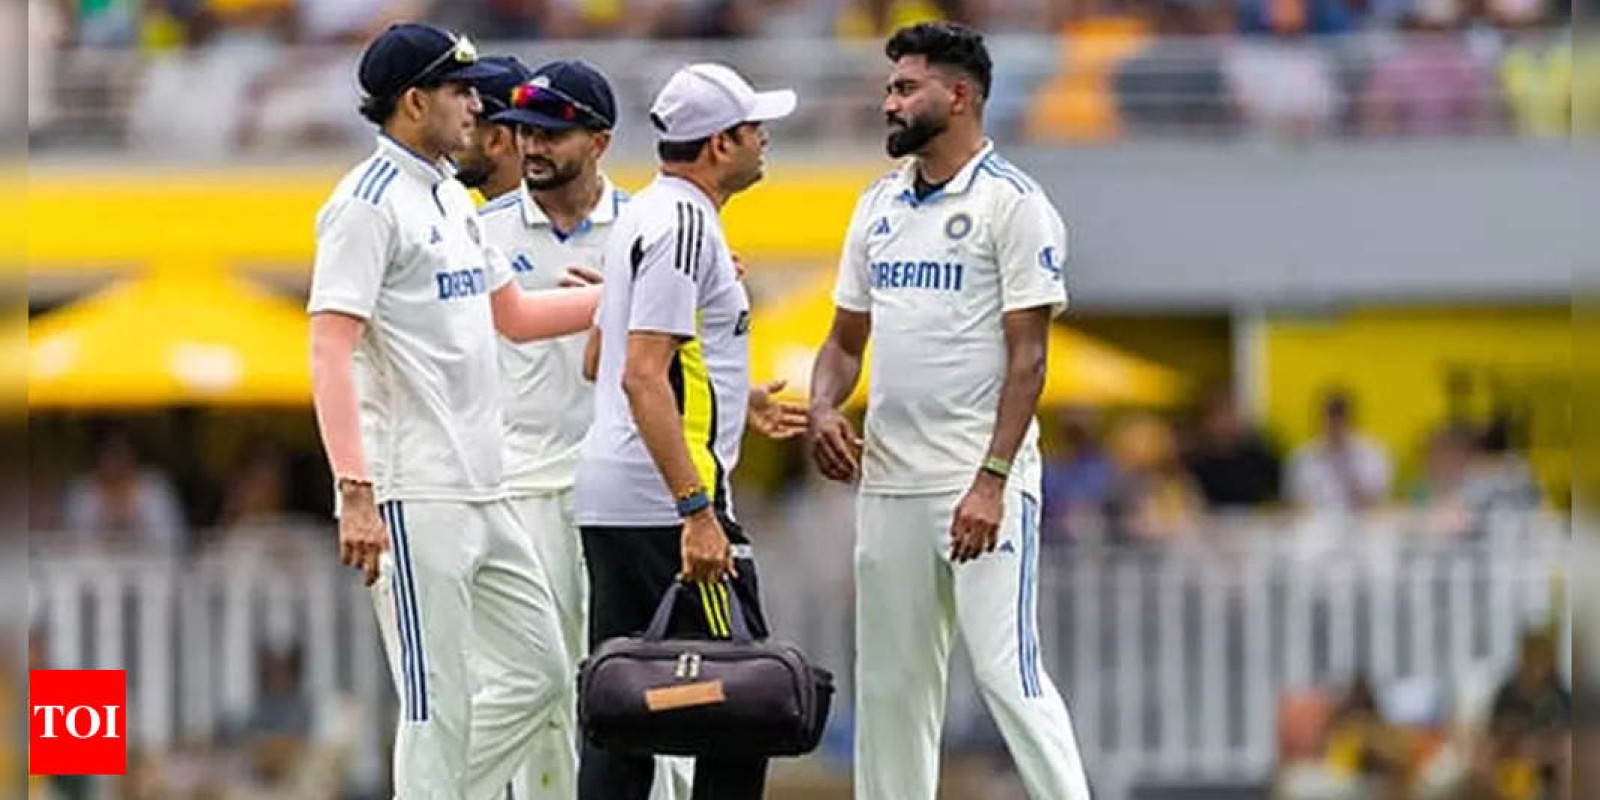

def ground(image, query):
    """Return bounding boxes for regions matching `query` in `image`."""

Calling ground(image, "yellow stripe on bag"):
[697,581,727,638]
[716,583,733,639]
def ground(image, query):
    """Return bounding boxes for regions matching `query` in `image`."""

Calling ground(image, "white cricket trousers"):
[854,486,1092,800]
[369,499,576,800]
[504,488,694,800]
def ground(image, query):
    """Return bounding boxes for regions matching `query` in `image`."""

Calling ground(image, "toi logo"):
[30,670,126,775]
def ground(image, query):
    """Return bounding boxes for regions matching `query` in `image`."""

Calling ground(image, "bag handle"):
[643,579,754,644]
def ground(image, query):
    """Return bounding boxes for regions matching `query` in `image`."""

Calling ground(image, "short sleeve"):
[307,199,395,319]
[996,192,1069,317]
[626,214,698,339]
[832,187,877,313]
[483,241,515,292]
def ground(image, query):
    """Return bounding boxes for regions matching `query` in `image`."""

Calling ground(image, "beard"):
[454,162,491,189]
[524,157,584,191]
[885,112,946,158]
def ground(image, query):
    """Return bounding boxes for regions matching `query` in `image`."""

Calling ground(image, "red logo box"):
[29,670,127,775]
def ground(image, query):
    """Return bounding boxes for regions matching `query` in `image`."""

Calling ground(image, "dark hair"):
[358,79,444,126]
[656,123,749,164]
[657,136,710,164]
[885,21,992,100]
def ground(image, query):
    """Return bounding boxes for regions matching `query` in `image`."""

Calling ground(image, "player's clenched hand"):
[559,266,604,287]
[748,380,807,440]
[681,511,735,583]
[949,475,1004,563]
[808,404,862,482]
[337,484,389,586]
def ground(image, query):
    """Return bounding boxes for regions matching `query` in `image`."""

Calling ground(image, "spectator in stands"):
[61,425,186,553]
[1322,675,1414,796]
[217,438,291,531]
[1482,0,1567,138]
[1359,0,1498,137]
[1285,389,1393,513]
[1113,0,1239,137]
[1409,423,1479,538]
[1105,413,1204,543]
[1464,415,1542,518]
[1274,675,1411,800]
[834,0,962,38]
[1236,0,1357,35]
[1472,627,1572,800]
[1223,0,1342,139]
[222,645,325,799]
[1022,0,1154,143]
[1040,406,1115,545]
[1184,384,1283,509]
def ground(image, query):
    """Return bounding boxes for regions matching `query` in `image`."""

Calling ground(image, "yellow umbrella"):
[749,273,1185,407]
[29,263,311,408]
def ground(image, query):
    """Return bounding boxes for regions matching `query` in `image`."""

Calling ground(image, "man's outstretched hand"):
[748,379,808,440]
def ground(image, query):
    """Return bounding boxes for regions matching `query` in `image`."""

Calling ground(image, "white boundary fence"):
[29,512,1572,798]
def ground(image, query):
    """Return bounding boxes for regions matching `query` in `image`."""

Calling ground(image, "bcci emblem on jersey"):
[1039,245,1063,281]
[944,212,972,240]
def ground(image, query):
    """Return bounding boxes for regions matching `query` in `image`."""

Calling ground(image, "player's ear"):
[399,87,427,122]
[948,78,972,116]
[708,129,732,165]
[589,130,612,160]
[492,124,516,154]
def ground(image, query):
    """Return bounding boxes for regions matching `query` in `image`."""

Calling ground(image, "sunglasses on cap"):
[400,33,480,92]
[510,82,611,129]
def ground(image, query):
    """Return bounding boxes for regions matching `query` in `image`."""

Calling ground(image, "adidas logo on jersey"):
[869,217,891,237]
[998,540,1016,554]
[429,226,443,245]
[512,253,536,274]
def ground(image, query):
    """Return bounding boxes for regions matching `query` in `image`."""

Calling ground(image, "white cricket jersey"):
[834,140,1069,495]
[574,174,752,527]
[479,176,629,492]
[307,135,516,503]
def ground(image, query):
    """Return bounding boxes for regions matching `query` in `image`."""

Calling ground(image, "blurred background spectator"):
[1286,389,1393,514]
[60,423,186,554]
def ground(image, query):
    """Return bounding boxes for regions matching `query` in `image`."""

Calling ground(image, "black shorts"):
[581,516,769,648]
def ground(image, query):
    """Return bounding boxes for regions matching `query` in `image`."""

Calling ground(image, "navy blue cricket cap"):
[491,59,617,131]
[358,23,501,101]
[472,55,536,119]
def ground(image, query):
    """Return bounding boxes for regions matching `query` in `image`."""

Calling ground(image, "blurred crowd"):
[1272,625,1572,800]
[1036,385,1548,548]
[27,0,1589,151]
[23,383,1554,560]
[27,0,1575,47]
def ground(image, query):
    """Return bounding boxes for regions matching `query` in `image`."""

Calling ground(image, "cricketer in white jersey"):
[808,22,1092,800]
[307,23,599,800]
[480,58,696,800]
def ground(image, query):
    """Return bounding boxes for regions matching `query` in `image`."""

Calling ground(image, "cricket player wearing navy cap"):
[307,22,598,800]
[808,22,1092,800]
[456,54,535,204]
[477,59,661,800]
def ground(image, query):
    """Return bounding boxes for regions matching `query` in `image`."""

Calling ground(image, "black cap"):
[491,59,616,131]
[472,55,536,119]
[358,23,501,101]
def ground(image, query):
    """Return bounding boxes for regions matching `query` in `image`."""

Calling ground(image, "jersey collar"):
[892,138,996,206]
[519,173,623,239]
[376,134,452,184]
